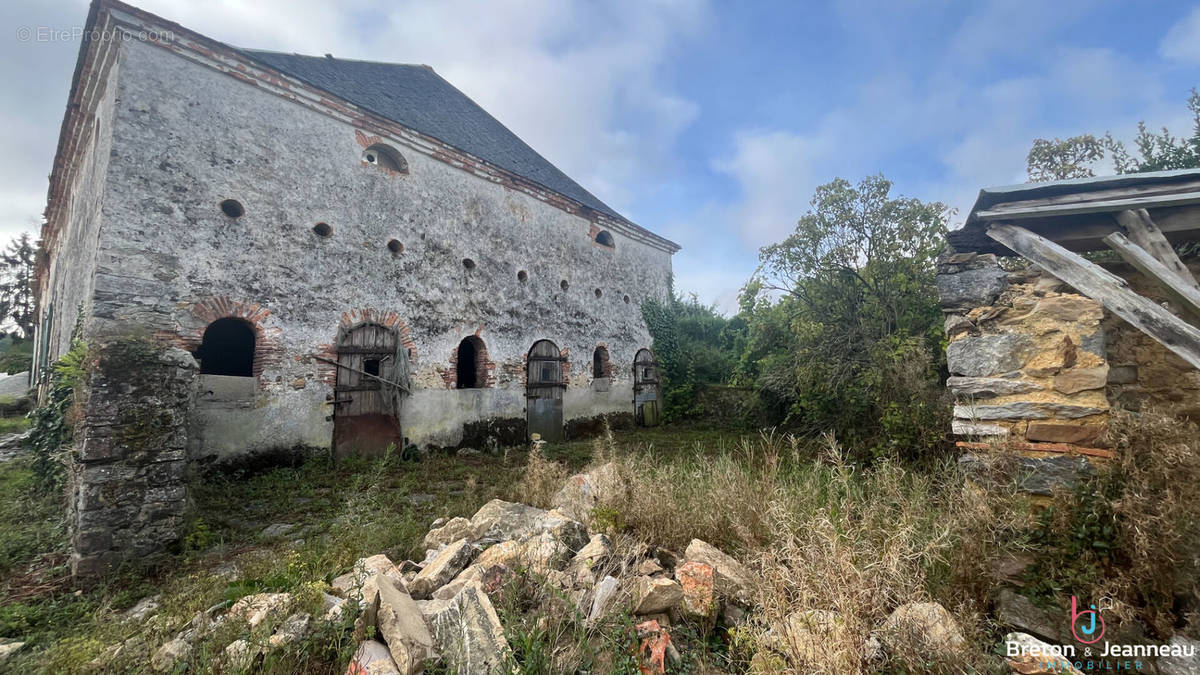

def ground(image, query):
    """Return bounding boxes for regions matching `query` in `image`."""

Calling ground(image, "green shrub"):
[26,339,88,491]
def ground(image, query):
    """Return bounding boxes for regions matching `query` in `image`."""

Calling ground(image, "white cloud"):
[1160,5,1200,63]
[2,0,706,243]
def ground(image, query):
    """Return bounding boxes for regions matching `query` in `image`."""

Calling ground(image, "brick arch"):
[440,327,497,389]
[184,296,282,378]
[313,309,418,387]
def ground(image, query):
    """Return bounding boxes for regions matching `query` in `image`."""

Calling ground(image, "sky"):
[2,0,1199,314]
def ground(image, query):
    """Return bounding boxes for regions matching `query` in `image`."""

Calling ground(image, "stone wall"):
[937,250,1200,494]
[70,339,196,577]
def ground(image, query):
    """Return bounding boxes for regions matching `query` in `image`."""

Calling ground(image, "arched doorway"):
[633,348,660,426]
[196,318,255,376]
[333,322,410,456]
[526,340,564,441]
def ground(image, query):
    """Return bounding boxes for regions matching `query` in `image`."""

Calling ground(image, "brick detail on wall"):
[441,329,496,388]
[592,342,614,380]
[171,296,284,384]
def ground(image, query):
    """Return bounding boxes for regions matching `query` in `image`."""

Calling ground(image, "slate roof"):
[240,50,624,222]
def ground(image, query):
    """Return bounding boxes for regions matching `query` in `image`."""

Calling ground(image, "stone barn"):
[34,0,676,576]
[938,170,1200,496]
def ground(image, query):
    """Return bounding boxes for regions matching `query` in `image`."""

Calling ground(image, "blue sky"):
[3,1,1199,313]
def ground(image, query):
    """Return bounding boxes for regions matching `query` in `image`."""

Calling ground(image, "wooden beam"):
[1113,208,1199,291]
[987,222,1200,370]
[976,191,1200,221]
[1103,231,1200,325]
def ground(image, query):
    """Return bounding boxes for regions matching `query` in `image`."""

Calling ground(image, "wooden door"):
[334,323,405,455]
[526,340,564,441]
[633,349,660,426]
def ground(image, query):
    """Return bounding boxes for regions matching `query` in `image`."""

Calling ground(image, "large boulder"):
[375,574,437,674]
[551,462,621,525]
[422,581,511,674]
[879,602,966,655]
[409,539,475,599]
[469,499,588,551]
[683,539,752,602]
[333,554,407,612]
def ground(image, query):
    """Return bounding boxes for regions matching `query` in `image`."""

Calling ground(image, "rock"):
[260,523,297,538]
[638,558,665,576]
[1107,365,1138,384]
[863,635,884,664]
[333,554,406,604]
[520,532,571,574]
[227,592,292,628]
[880,602,966,654]
[0,639,25,664]
[1053,366,1109,395]
[959,452,1094,496]
[268,612,311,648]
[1159,635,1200,675]
[684,539,752,602]
[991,553,1035,583]
[475,540,522,569]
[346,639,404,675]
[937,265,1008,311]
[1003,632,1083,674]
[422,581,511,674]
[951,420,1010,437]
[322,592,349,623]
[635,619,672,675]
[675,561,716,621]
[953,402,1106,420]
[435,562,509,601]
[996,590,1063,644]
[633,576,683,615]
[376,574,438,674]
[423,516,472,550]
[409,539,475,599]
[551,462,621,524]
[151,638,191,672]
[767,609,853,669]
[123,594,161,623]
[224,639,259,670]
[568,533,612,585]
[468,499,588,551]
[944,314,976,338]
[1025,423,1105,445]
[722,603,747,627]
[588,575,621,623]
[946,334,1034,377]
[1033,296,1103,323]
[947,376,1042,397]
[456,447,480,456]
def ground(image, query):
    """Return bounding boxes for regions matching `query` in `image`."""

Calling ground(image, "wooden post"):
[987,223,1200,370]
[1103,231,1200,325]
[1113,208,1199,291]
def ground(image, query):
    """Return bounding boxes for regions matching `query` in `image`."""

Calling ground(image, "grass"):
[1,415,1196,673]
[0,415,30,435]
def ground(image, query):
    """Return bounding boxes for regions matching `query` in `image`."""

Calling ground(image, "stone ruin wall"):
[937,251,1200,494]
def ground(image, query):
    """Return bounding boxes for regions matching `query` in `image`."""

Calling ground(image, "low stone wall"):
[70,339,196,577]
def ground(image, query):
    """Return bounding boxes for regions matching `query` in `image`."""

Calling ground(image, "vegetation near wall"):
[644,175,950,461]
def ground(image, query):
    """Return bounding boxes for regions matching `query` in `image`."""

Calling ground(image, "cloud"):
[1160,6,1200,63]
[2,0,706,241]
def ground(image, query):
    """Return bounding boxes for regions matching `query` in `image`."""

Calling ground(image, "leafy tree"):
[1027,89,1200,181]
[0,233,36,337]
[642,286,741,420]
[744,174,950,458]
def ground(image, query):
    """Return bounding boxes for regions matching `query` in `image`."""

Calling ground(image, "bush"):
[26,339,88,491]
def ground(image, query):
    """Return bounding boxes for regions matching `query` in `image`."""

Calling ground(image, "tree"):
[0,233,36,338]
[1027,89,1200,181]
[744,175,950,458]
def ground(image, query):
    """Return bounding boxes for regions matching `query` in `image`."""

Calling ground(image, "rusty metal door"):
[333,323,406,455]
[633,348,660,427]
[526,340,564,441]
